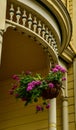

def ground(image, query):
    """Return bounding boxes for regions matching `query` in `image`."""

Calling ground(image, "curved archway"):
[0,27,51,80]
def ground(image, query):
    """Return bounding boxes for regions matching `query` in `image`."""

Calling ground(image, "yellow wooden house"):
[0,0,76,130]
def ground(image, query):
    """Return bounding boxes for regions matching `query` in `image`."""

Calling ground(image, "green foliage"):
[9,65,66,112]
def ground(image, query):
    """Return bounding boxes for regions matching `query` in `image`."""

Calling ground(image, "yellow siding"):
[68,64,75,130]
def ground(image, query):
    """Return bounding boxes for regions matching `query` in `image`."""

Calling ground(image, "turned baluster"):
[28,13,32,29]
[53,41,58,54]
[49,35,54,47]
[45,27,49,41]
[48,32,52,44]
[9,4,14,21]
[22,10,27,26]
[16,7,21,24]
[42,24,45,39]
[33,17,37,32]
[37,20,42,35]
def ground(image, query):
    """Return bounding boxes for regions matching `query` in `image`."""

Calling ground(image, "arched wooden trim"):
[5,20,59,65]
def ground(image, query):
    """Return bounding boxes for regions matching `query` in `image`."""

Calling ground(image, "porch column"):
[48,98,56,130]
[0,30,3,64]
[62,70,69,130]
[62,96,68,130]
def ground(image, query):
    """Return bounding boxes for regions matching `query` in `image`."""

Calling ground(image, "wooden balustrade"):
[9,3,58,55]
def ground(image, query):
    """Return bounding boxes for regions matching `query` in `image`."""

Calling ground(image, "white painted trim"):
[62,97,69,130]
[17,0,61,42]
[49,98,56,130]
[5,20,59,64]
[0,0,7,30]
[0,30,3,64]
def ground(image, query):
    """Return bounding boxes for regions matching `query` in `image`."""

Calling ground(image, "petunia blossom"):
[46,103,50,109]
[62,77,66,81]
[52,68,58,72]
[60,67,66,73]
[48,83,54,88]
[36,105,43,111]
[26,85,33,91]
[35,81,41,86]
[12,75,19,81]
[55,65,61,70]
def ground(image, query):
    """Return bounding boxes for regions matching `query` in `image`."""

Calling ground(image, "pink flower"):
[52,68,58,72]
[12,85,17,90]
[48,83,54,88]
[60,68,66,73]
[27,81,35,91]
[35,81,41,86]
[62,77,66,81]
[26,85,33,91]
[12,75,19,80]
[27,80,41,92]
[32,81,36,86]
[28,82,34,88]
[55,65,66,73]
[55,65,61,70]
[46,104,50,109]
[36,105,43,111]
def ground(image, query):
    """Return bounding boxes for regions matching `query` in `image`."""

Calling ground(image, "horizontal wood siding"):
[68,64,75,130]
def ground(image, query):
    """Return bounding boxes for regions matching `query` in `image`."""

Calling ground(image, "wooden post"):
[0,30,3,64]
[48,98,56,130]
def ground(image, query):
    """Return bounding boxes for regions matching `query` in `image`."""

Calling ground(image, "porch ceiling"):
[0,27,50,81]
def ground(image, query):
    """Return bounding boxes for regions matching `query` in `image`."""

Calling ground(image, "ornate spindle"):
[22,10,27,26]
[48,32,52,44]
[16,7,21,23]
[28,13,32,29]
[9,4,14,21]
[42,24,45,38]
[37,20,42,35]
[53,41,58,53]
[33,17,37,32]
[45,27,49,41]
[50,36,54,47]
[52,39,56,48]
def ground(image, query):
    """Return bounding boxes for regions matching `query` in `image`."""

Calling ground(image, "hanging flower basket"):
[42,83,61,99]
[9,65,66,112]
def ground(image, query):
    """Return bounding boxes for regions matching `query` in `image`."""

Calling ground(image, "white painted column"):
[62,96,68,130]
[0,0,7,64]
[62,71,69,130]
[48,98,56,130]
[0,30,3,64]
[59,61,69,130]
